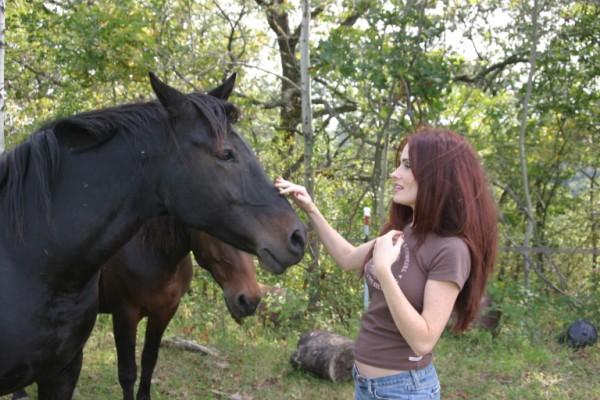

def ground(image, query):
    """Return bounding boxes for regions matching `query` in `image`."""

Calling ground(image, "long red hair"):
[380,126,498,332]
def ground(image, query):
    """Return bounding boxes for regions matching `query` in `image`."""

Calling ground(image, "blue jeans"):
[353,363,441,400]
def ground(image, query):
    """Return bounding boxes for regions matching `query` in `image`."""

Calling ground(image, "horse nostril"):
[238,294,259,314]
[290,229,306,254]
[238,294,248,308]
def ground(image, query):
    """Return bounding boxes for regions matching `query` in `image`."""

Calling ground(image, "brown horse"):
[101,217,262,400]
[12,217,261,400]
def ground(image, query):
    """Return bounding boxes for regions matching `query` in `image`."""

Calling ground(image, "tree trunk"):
[372,123,390,229]
[587,167,598,290]
[518,0,540,288]
[0,0,5,154]
[371,85,399,229]
[290,330,354,382]
[592,170,598,272]
[300,0,320,310]
[255,0,301,161]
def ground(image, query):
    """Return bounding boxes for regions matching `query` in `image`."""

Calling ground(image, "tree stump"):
[448,293,502,335]
[473,294,502,336]
[290,330,354,382]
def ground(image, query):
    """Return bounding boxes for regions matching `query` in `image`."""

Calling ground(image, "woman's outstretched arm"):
[275,177,375,272]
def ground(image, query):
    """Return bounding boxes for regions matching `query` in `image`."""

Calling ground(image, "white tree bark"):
[0,0,5,154]
[300,0,320,307]
[300,0,313,189]
[518,0,540,287]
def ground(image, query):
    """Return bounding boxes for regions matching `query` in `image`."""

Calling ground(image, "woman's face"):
[390,144,418,209]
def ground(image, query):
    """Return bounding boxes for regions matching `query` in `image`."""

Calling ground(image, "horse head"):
[148,73,306,274]
[190,231,261,322]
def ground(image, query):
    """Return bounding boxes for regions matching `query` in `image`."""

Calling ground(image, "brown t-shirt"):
[353,226,471,370]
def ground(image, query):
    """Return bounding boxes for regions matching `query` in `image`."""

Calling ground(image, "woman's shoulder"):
[415,232,469,263]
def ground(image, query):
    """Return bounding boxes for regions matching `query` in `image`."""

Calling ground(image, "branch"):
[312,101,357,118]
[313,77,358,108]
[492,180,528,216]
[10,58,63,87]
[501,235,581,302]
[234,91,287,109]
[340,1,370,27]
[453,53,528,84]
[340,12,362,27]
[282,154,304,179]
[229,61,301,90]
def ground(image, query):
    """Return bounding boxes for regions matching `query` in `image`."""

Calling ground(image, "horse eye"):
[217,149,235,161]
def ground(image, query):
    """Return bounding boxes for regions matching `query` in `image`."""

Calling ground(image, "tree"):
[518,0,540,287]
[0,0,5,154]
[299,0,321,307]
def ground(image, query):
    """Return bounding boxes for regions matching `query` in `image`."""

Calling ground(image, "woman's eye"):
[217,149,235,161]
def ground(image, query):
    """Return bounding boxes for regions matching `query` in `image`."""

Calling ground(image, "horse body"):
[0,139,120,393]
[0,73,305,399]
[0,132,167,395]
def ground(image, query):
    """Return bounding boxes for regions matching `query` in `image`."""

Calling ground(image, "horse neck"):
[21,132,168,283]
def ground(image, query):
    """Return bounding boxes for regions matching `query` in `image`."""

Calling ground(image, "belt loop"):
[409,368,420,389]
[353,363,362,381]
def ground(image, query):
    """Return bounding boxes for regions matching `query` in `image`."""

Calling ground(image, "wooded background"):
[2,0,599,327]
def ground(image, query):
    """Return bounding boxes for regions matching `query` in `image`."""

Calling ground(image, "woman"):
[275,126,498,399]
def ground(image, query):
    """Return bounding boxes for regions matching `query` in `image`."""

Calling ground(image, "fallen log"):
[161,336,221,357]
[290,330,354,382]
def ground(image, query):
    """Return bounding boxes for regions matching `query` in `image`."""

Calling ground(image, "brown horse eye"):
[217,149,235,161]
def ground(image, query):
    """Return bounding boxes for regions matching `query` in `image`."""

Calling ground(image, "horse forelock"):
[188,93,239,150]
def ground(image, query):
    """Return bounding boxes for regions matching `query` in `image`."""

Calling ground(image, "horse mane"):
[0,92,234,238]
[139,216,190,252]
[0,130,61,238]
[49,101,167,149]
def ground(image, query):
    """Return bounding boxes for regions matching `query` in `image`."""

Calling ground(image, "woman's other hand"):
[373,230,404,279]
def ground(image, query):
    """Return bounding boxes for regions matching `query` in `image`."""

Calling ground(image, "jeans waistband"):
[352,362,435,388]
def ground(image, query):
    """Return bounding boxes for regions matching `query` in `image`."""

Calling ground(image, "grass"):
[3,292,600,399]
[436,329,600,400]
[3,308,356,400]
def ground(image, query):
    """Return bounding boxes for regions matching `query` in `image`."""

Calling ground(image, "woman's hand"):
[372,230,404,280]
[274,177,316,214]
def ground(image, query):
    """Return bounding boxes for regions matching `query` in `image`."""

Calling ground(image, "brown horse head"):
[190,231,261,322]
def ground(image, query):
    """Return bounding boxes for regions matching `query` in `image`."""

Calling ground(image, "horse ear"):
[148,72,192,118]
[207,73,237,100]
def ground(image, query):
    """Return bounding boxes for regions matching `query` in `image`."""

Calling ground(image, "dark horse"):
[0,73,305,399]
[12,216,261,400]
